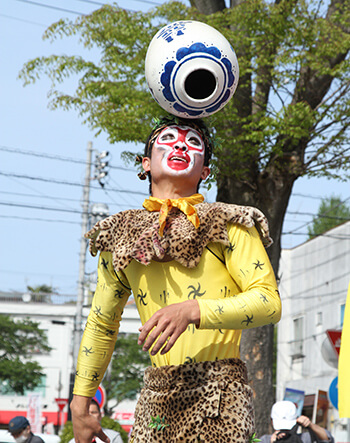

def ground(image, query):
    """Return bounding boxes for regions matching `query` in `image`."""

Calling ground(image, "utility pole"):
[73,141,93,368]
[68,142,109,419]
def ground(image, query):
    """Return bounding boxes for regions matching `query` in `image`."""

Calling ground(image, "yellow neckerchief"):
[143,193,204,236]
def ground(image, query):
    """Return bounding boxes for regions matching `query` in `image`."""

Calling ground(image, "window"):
[316,311,323,326]
[340,304,346,328]
[292,317,305,360]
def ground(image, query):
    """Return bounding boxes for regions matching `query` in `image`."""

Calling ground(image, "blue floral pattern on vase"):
[160,42,236,117]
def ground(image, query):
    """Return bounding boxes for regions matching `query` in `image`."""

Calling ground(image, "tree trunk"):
[190,0,226,14]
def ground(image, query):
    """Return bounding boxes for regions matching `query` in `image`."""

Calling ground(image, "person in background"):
[69,399,123,443]
[8,417,44,443]
[260,400,334,443]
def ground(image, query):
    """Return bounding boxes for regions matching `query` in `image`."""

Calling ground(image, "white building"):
[277,220,350,441]
[0,292,141,431]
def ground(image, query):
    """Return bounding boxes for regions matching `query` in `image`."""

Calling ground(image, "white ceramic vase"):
[145,20,239,119]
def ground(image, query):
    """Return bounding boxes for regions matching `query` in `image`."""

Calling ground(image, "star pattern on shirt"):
[253,260,264,270]
[226,242,236,253]
[259,293,268,303]
[241,314,254,326]
[184,356,197,365]
[215,304,224,315]
[187,283,206,299]
[82,346,93,356]
[94,305,102,316]
[91,371,100,381]
[114,289,125,298]
[137,289,148,306]
[101,257,109,269]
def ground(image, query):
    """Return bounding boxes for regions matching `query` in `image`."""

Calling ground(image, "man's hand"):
[296,415,311,428]
[138,300,200,355]
[70,395,110,443]
[271,430,287,442]
[297,415,329,441]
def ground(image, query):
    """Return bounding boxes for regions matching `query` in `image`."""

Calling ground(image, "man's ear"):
[142,157,151,172]
[201,166,210,180]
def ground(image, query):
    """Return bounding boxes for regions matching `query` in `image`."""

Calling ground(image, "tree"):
[27,284,56,293]
[102,333,150,415]
[307,195,350,239]
[19,0,350,434]
[0,314,51,394]
[26,284,56,302]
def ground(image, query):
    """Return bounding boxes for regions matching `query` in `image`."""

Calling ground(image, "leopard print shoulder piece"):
[85,202,272,271]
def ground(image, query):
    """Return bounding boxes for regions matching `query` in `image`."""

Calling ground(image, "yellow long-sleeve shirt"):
[73,223,281,397]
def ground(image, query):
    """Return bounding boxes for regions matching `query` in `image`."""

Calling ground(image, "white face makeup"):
[153,125,205,175]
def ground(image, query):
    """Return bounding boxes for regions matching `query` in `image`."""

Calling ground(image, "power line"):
[287,211,350,221]
[0,171,148,196]
[0,201,82,215]
[75,0,162,6]
[0,214,80,225]
[0,12,46,26]
[292,193,326,200]
[284,196,350,235]
[0,190,139,208]
[14,0,85,15]
[0,145,134,172]
[281,231,350,239]
[11,0,149,16]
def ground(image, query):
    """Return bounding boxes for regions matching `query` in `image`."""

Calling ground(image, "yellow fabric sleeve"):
[73,251,131,397]
[339,282,350,418]
[197,224,281,330]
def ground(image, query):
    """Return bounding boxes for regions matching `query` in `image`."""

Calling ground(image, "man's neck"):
[151,183,198,200]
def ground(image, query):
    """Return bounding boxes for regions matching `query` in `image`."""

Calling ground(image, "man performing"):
[71,116,282,442]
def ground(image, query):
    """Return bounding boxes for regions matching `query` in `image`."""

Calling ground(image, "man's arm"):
[72,252,131,442]
[297,416,334,442]
[70,396,109,443]
[197,224,281,330]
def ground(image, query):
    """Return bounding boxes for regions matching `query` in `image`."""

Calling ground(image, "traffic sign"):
[93,385,106,408]
[55,398,69,412]
[329,376,338,410]
[326,329,342,357]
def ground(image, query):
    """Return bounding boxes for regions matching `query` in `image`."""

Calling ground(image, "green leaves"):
[148,415,170,432]
[0,314,51,394]
[307,195,350,239]
[18,0,350,184]
[249,432,261,443]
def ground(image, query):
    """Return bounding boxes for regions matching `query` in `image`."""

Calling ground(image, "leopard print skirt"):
[129,358,255,442]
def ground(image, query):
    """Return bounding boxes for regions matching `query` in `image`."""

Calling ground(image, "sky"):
[0,0,349,297]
